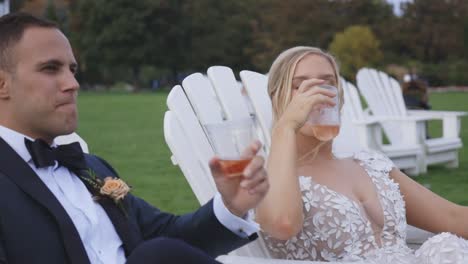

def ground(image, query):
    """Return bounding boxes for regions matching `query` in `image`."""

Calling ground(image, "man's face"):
[2,27,79,142]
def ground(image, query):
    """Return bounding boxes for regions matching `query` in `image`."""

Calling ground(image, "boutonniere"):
[100,177,131,202]
[78,169,131,216]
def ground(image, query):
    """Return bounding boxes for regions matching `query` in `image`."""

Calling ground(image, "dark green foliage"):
[421,60,468,86]
[45,0,58,22]
[329,25,383,81]
[10,0,26,12]
[47,0,468,86]
[68,0,189,88]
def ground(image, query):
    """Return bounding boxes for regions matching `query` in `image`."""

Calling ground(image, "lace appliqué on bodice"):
[262,150,408,261]
[262,150,468,263]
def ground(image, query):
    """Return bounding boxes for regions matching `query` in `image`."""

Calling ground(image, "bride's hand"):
[276,79,337,132]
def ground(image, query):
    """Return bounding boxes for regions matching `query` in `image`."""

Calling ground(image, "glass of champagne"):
[204,117,258,177]
[307,84,340,141]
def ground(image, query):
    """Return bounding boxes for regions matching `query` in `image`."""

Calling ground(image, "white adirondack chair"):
[55,132,89,153]
[338,78,424,175]
[356,68,467,171]
[238,71,272,153]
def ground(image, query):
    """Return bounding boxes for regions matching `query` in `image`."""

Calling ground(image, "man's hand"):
[209,141,269,217]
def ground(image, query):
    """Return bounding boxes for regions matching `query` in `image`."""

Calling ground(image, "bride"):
[256,46,468,263]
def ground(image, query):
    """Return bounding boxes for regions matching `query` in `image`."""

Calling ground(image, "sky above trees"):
[387,0,411,15]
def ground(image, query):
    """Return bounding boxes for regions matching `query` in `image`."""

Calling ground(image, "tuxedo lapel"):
[80,161,142,256]
[0,138,90,264]
[95,194,140,255]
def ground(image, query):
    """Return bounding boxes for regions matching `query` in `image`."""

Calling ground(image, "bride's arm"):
[256,80,336,240]
[390,169,468,239]
[256,123,304,240]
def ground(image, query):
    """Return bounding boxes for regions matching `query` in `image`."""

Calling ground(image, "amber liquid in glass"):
[218,158,252,177]
[311,125,340,141]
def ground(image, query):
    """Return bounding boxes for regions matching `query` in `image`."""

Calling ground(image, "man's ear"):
[0,70,11,99]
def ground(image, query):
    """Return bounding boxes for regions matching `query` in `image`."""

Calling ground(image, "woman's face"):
[290,54,337,137]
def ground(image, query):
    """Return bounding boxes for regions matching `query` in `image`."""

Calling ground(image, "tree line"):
[17,0,468,88]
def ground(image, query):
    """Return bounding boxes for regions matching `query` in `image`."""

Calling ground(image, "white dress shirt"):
[0,126,259,264]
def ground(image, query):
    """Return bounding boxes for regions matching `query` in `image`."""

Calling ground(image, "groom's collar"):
[0,125,34,163]
[0,125,59,164]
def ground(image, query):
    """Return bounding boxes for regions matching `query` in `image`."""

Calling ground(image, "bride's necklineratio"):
[295,134,386,245]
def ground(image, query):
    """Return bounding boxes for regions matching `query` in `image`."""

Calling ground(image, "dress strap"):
[354,150,395,177]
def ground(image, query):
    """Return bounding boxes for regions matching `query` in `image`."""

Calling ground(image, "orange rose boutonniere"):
[78,169,131,216]
[100,177,131,203]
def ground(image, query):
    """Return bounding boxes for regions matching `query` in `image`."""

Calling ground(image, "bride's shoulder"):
[352,149,395,174]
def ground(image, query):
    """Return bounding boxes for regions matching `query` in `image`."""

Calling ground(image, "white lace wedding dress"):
[262,150,468,263]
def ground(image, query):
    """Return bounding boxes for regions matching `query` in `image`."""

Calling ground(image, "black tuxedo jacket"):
[0,138,255,264]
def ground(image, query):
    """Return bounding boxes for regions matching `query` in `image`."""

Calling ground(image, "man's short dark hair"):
[0,12,57,72]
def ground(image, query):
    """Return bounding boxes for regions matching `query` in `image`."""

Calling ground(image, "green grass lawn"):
[413,92,468,205]
[76,91,468,214]
[77,91,197,214]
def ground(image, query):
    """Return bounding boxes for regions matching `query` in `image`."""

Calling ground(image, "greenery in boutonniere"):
[78,169,131,216]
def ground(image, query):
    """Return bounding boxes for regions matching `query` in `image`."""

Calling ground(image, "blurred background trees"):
[12,0,468,88]
[329,25,382,81]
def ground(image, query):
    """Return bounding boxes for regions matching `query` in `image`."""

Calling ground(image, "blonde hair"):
[267,46,343,160]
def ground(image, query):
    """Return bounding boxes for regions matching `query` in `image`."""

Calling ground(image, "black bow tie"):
[24,138,87,173]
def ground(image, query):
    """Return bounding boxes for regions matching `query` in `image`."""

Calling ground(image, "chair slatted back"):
[357,68,404,144]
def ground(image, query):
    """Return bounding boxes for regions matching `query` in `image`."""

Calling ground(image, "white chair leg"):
[445,156,459,169]
[418,153,428,174]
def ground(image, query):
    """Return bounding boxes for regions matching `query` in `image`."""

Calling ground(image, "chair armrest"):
[408,110,466,138]
[349,118,384,149]
[351,116,380,125]
[376,116,427,145]
[351,117,427,148]
[408,110,468,118]
[217,255,369,264]
[351,115,430,124]
[378,115,434,122]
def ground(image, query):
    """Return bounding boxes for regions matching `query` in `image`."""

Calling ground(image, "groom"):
[0,13,269,264]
